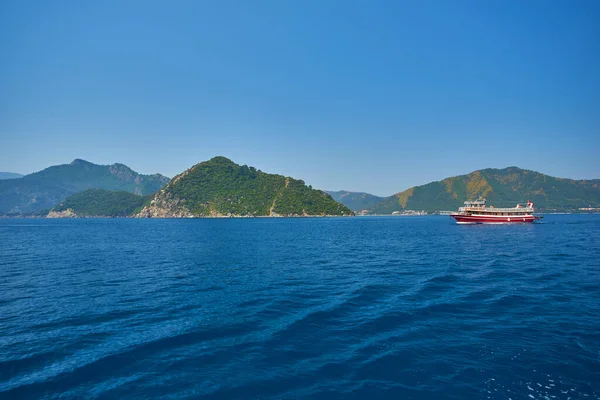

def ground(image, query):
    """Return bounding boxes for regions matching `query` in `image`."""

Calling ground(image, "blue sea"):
[1,215,599,399]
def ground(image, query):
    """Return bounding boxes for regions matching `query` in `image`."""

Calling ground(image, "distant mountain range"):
[0,172,23,180]
[325,191,384,212]
[137,157,353,217]
[0,159,169,214]
[331,167,600,213]
[1,160,598,217]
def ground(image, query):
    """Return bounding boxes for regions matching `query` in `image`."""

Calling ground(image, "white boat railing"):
[459,206,534,213]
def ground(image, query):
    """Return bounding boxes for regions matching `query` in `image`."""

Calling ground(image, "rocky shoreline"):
[40,213,353,219]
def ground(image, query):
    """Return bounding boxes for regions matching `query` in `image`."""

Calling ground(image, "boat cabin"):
[458,197,534,216]
[464,198,486,208]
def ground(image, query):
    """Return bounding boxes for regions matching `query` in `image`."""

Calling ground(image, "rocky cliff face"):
[46,209,78,218]
[135,191,194,218]
[109,163,136,182]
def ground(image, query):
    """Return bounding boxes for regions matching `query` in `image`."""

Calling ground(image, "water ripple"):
[1,215,599,399]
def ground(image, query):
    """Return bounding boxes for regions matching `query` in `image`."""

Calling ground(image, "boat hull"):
[450,214,536,224]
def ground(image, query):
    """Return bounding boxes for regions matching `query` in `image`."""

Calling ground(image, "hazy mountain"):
[325,190,384,212]
[0,172,23,180]
[369,167,600,213]
[0,159,169,214]
[137,156,353,217]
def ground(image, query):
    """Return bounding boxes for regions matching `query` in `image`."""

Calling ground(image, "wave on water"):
[1,215,599,399]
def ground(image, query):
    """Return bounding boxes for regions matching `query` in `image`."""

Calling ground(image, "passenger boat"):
[450,197,540,224]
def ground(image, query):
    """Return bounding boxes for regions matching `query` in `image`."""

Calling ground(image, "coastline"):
[1,214,356,219]
[2,211,599,219]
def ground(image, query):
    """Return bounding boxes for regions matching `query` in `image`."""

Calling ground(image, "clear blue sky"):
[1,0,598,196]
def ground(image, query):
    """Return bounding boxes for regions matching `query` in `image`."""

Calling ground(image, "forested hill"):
[0,159,169,214]
[47,189,150,217]
[137,157,353,217]
[369,167,600,213]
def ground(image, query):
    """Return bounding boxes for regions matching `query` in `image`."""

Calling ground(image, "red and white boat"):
[451,197,540,224]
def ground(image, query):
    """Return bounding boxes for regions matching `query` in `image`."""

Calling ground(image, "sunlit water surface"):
[1,215,599,399]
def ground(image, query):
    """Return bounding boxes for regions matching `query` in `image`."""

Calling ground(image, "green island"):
[48,189,151,217]
[137,156,353,217]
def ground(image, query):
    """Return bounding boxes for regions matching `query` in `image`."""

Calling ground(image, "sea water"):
[1,215,599,399]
